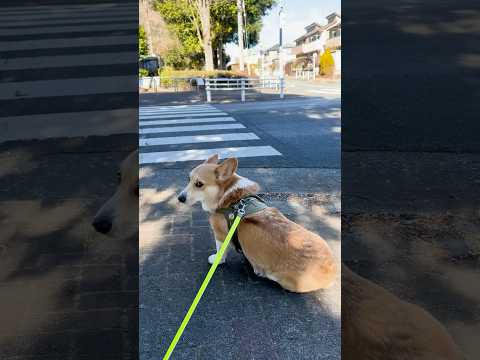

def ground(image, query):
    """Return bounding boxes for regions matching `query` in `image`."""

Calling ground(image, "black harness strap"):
[216,195,268,253]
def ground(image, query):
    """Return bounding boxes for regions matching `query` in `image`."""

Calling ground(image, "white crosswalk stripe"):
[140,112,229,119]
[139,123,246,135]
[140,117,236,126]
[139,104,282,164]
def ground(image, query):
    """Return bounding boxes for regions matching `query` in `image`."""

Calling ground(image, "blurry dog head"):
[92,150,139,237]
[177,154,239,211]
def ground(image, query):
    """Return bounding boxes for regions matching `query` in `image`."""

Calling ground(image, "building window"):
[330,29,341,38]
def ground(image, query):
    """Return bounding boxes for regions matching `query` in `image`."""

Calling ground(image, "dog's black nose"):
[92,217,112,234]
[177,193,186,203]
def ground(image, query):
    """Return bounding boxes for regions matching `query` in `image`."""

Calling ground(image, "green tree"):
[139,25,149,58]
[155,0,275,70]
[320,48,335,77]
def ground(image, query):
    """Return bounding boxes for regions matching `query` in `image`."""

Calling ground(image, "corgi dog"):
[177,154,338,293]
[343,263,465,360]
[92,150,139,238]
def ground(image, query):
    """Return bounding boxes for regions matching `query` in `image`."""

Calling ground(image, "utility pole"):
[237,0,244,72]
[278,0,285,79]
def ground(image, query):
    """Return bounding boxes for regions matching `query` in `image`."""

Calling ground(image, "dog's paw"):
[253,267,266,277]
[208,254,225,265]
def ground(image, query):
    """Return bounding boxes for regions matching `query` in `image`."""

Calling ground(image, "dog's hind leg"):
[253,267,266,278]
[208,239,230,265]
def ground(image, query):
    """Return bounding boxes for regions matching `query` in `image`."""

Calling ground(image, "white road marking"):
[0,9,133,22]
[0,22,137,36]
[311,89,341,94]
[0,3,136,12]
[0,16,137,27]
[0,35,136,51]
[140,112,228,119]
[141,104,214,110]
[139,123,245,134]
[140,146,281,164]
[1,108,137,142]
[138,104,283,164]
[0,76,136,100]
[140,132,259,146]
[140,117,235,126]
[140,107,219,114]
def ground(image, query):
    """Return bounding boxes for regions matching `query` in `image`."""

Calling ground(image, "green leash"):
[162,214,244,360]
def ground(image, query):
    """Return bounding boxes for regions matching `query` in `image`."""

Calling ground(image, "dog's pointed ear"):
[204,153,219,164]
[215,158,238,180]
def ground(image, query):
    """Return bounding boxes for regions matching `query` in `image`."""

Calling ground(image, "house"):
[261,43,296,77]
[293,12,341,75]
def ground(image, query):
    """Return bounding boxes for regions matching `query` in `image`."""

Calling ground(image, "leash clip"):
[235,199,247,218]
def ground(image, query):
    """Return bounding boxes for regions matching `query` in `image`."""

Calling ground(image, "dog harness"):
[216,195,268,253]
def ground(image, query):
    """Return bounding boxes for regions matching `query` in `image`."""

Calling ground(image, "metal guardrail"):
[139,76,286,102]
[205,77,285,102]
[139,77,203,92]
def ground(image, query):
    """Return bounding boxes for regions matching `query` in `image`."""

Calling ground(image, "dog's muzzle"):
[177,192,187,203]
[92,216,113,234]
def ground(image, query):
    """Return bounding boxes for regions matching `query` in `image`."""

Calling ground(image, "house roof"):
[267,44,279,52]
[266,43,295,52]
[304,22,322,31]
[294,13,341,43]
[294,28,321,43]
[326,12,341,22]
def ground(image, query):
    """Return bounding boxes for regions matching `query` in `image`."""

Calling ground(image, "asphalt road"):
[139,97,340,170]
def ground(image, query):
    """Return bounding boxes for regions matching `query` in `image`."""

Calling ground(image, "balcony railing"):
[326,36,341,49]
[293,39,324,55]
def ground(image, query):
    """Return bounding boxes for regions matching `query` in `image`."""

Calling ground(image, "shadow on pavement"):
[343,0,480,357]
[0,135,138,359]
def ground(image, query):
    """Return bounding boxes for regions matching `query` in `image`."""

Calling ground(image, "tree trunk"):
[213,41,218,69]
[197,0,214,71]
[217,41,224,69]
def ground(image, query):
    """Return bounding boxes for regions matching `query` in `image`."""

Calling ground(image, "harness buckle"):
[235,199,247,217]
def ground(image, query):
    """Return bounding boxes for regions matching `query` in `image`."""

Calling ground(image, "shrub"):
[139,26,148,58]
[320,49,335,77]
[157,68,248,89]
[159,68,246,79]
[163,48,189,70]
[139,68,149,77]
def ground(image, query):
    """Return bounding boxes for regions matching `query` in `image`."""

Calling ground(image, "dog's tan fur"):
[178,154,337,293]
[343,264,465,360]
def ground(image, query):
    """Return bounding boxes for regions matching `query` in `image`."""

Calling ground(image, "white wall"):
[332,50,341,74]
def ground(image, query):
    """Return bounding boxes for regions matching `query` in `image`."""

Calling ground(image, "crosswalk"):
[0,1,137,141]
[139,104,282,165]
[311,88,341,96]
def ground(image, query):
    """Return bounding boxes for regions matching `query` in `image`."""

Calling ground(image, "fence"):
[205,77,285,102]
[139,77,204,92]
[295,70,316,80]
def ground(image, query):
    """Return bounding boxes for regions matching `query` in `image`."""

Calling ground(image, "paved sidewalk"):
[139,167,341,359]
[0,135,138,360]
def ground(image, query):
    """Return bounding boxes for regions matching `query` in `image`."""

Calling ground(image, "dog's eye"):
[194,181,203,188]
[117,171,122,184]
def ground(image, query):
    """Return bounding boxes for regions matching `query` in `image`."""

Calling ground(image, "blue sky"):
[226,0,341,59]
